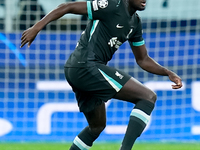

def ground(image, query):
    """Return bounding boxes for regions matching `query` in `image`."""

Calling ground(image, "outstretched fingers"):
[20,27,37,48]
[20,30,28,48]
[20,38,28,48]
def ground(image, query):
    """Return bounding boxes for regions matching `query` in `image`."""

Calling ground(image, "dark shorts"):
[64,63,131,112]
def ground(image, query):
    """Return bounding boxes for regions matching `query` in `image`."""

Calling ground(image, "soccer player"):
[20,0,183,149]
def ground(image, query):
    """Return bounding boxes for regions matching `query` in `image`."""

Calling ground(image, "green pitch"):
[0,142,200,150]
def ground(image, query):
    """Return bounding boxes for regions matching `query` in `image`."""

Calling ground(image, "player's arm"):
[20,2,87,48]
[131,44,182,89]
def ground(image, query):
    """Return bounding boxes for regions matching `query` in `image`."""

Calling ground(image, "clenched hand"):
[167,71,182,89]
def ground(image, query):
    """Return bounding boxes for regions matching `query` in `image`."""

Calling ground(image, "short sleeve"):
[128,14,145,46]
[87,0,117,20]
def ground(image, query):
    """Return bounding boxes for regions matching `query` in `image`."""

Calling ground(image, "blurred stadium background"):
[0,0,200,146]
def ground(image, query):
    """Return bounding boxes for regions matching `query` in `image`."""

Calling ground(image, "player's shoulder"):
[132,13,142,27]
[95,0,120,4]
[90,0,119,9]
[134,13,142,23]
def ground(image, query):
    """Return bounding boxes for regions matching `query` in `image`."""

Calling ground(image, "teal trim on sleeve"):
[132,40,145,46]
[87,1,93,20]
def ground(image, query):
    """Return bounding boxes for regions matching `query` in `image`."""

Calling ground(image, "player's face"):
[129,0,146,11]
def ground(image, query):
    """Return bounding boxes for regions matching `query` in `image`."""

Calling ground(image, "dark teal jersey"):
[65,0,145,68]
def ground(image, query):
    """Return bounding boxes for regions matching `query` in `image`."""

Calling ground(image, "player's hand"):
[20,27,39,48]
[167,71,182,89]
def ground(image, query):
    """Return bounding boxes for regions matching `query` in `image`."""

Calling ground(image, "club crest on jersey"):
[98,0,108,9]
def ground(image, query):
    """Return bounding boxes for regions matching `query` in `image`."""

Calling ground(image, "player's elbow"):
[57,3,66,8]
[136,57,145,68]
[136,55,150,69]
[56,2,74,14]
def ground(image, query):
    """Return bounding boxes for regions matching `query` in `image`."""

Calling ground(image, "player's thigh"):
[83,102,106,130]
[114,77,157,104]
